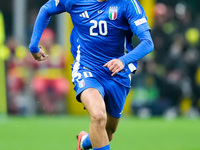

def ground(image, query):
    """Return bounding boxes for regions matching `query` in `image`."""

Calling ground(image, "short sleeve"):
[125,0,150,36]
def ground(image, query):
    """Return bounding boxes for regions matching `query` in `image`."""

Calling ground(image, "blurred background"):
[0,0,200,118]
[0,1,200,150]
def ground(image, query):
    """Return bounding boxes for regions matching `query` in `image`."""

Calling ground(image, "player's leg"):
[79,77,130,149]
[103,77,131,142]
[79,113,120,149]
[80,88,110,149]
[106,113,120,141]
[73,65,110,149]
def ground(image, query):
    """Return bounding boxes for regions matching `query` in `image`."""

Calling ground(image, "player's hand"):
[31,47,48,61]
[103,59,124,76]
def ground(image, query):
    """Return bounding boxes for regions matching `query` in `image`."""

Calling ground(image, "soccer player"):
[29,0,154,150]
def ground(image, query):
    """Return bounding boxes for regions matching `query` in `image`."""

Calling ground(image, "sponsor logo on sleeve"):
[134,18,147,26]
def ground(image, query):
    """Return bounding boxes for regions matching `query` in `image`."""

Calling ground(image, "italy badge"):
[79,79,85,88]
[109,6,118,20]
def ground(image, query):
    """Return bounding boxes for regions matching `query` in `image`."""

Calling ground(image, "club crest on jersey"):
[109,6,118,20]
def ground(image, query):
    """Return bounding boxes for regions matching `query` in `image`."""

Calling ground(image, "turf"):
[0,115,200,150]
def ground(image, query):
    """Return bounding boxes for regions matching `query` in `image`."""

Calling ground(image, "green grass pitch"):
[0,115,200,150]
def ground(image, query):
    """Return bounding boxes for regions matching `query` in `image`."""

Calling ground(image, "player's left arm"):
[119,30,154,66]
[104,0,154,76]
[104,30,153,76]
[118,0,154,67]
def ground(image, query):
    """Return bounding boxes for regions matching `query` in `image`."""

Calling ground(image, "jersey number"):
[75,71,93,82]
[90,20,108,36]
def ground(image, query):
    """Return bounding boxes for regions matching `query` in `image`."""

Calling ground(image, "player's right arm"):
[29,0,69,61]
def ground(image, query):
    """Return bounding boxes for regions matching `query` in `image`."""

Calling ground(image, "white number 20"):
[90,20,108,36]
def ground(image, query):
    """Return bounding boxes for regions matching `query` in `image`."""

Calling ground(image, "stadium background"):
[0,0,200,150]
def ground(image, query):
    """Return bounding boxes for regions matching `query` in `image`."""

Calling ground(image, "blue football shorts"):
[72,64,131,118]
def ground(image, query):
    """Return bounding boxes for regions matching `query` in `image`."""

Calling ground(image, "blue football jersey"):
[65,0,150,72]
[29,0,152,79]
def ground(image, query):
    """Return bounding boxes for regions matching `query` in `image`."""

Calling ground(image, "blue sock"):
[93,144,110,150]
[82,134,92,149]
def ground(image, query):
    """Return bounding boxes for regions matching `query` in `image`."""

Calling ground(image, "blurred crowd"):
[1,2,200,118]
[131,3,200,118]
[4,28,69,115]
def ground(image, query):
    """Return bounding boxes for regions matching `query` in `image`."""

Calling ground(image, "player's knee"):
[90,110,107,128]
